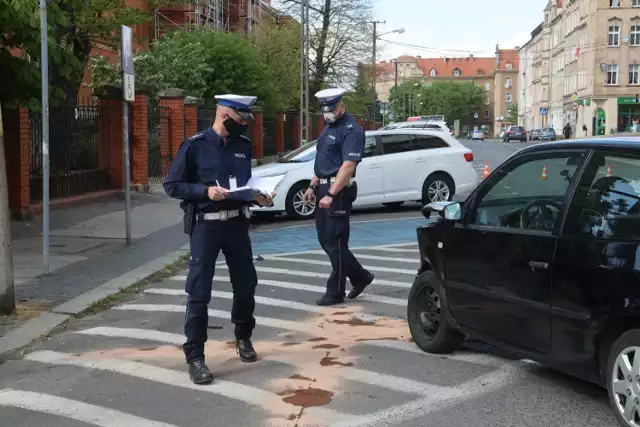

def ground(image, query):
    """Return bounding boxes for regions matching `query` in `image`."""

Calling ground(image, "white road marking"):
[111,305,505,367]
[186,267,412,289]
[0,388,178,427]
[24,350,353,425]
[261,256,416,275]
[357,247,418,253]
[292,250,418,264]
[168,275,410,304]
[330,363,525,427]
[73,327,450,397]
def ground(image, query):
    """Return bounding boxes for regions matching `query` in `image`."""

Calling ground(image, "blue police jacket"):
[314,112,365,178]
[163,127,254,212]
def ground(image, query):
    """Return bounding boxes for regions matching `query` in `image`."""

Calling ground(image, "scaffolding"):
[153,0,263,39]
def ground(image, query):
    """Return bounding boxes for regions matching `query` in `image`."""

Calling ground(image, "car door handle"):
[415,157,427,163]
[369,163,381,169]
[529,261,549,270]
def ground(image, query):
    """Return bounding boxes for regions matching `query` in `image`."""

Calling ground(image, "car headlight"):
[257,173,287,192]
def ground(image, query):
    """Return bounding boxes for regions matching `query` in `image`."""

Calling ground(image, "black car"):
[503,125,528,142]
[407,137,640,427]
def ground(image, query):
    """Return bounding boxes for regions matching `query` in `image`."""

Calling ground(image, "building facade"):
[375,46,520,136]
[518,0,640,136]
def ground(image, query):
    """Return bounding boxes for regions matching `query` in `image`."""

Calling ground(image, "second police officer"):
[163,94,274,385]
[303,88,375,306]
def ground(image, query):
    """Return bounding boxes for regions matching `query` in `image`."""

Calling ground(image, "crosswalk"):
[0,241,532,427]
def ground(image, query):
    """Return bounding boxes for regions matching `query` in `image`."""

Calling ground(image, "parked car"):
[539,127,557,141]
[503,125,528,142]
[499,130,506,139]
[250,129,478,220]
[407,137,640,427]
[529,129,541,141]
[381,120,452,135]
[470,130,484,141]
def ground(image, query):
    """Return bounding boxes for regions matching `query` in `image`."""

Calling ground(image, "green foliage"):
[254,25,300,111]
[343,65,374,117]
[389,80,487,124]
[507,102,519,124]
[89,29,281,115]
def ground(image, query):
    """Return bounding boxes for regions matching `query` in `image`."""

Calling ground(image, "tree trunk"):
[311,0,331,96]
[0,103,15,315]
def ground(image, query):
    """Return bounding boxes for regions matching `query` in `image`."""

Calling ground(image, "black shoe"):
[348,272,375,299]
[188,359,214,385]
[237,338,258,363]
[316,294,345,306]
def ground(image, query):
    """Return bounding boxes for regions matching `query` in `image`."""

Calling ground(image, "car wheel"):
[607,330,640,426]
[408,272,465,354]
[382,201,404,208]
[285,181,315,220]
[421,173,454,204]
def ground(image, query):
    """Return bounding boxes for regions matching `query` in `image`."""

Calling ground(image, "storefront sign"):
[618,95,640,105]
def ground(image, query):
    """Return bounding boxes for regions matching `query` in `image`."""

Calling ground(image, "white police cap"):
[214,94,257,120]
[315,88,346,107]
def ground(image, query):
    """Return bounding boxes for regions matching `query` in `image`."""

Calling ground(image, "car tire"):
[382,201,404,208]
[606,329,640,427]
[408,272,465,354]
[285,181,315,220]
[421,173,454,205]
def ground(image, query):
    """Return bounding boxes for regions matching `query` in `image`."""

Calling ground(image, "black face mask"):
[223,117,248,138]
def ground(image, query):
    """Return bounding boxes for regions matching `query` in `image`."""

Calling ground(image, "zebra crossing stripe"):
[73,327,452,397]
[166,276,409,305]
[24,350,353,425]
[283,250,419,264]
[358,247,418,253]
[262,256,417,275]
[0,388,179,427]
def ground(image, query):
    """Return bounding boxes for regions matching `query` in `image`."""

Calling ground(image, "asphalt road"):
[0,241,617,427]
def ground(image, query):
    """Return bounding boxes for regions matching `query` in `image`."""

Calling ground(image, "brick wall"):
[130,93,149,188]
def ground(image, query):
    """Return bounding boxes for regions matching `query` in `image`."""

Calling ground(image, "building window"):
[505,78,512,88]
[485,97,490,105]
[484,111,489,119]
[608,23,620,46]
[606,64,619,84]
[630,64,640,85]
[430,68,436,76]
[453,68,460,76]
[634,0,640,6]
[610,0,620,6]
[506,92,512,103]
[506,63,513,70]
[477,69,484,76]
[484,83,490,91]
[631,23,640,46]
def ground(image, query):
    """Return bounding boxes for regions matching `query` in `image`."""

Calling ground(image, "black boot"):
[237,338,258,363]
[188,359,214,385]
[348,272,375,299]
[316,294,345,306]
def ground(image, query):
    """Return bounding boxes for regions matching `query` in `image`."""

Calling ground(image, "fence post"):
[315,114,325,139]
[275,111,285,153]
[250,106,263,159]
[4,107,32,219]
[184,96,198,137]
[159,88,185,159]
[97,86,125,190]
[289,109,300,149]
[130,92,149,192]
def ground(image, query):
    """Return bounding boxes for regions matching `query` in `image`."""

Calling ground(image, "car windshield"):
[542,128,554,133]
[277,140,317,163]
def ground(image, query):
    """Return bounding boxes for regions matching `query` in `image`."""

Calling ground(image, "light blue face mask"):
[322,104,340,123]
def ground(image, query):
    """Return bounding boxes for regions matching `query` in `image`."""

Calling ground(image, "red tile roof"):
[417,56,497,77]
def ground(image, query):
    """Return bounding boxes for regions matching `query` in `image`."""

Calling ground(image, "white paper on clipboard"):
[227,175,284,195]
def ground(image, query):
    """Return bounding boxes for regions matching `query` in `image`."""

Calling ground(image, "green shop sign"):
[618,95,640,105]
[575,98,591,106]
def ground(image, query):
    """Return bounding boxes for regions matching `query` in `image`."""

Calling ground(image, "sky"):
[373,0,547,60]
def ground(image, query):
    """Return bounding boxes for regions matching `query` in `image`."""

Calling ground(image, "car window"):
[412,135,449,150]
[380,134,414,154]
[472,151,587,232]
[563,152,640,240]
[363,135,378,158]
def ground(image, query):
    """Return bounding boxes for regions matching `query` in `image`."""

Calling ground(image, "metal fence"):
[28,104,111,202]
[148,105,172,184]
[262,121,277,156]
[197,109,215,132]
[283,114,295,152]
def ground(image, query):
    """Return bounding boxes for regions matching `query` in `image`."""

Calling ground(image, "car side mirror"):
[421,201,462,221]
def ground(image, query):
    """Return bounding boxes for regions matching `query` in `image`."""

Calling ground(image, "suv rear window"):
[511,126,525,131]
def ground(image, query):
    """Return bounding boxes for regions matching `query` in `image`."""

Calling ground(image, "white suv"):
[381,120,453,135]
[249,129,478,220]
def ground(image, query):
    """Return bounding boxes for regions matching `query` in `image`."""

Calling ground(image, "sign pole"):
[120,25,135,244]
[40,0,50,274]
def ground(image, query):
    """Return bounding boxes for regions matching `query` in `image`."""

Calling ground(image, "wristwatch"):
[309,183,318,191]
[327,191,335,198]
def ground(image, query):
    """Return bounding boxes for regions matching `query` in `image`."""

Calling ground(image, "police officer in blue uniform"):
[164,94,274,385]
[302,88,375,306]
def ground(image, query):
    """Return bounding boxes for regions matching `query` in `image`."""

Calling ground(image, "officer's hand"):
[208,186,229,201]
[254,192,274,206]
[303,188,315,203]
[319,196,333,209]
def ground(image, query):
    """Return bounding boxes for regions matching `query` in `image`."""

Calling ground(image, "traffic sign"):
[539,107,548,115]
[120,25,134,102]
[123,73,135,102]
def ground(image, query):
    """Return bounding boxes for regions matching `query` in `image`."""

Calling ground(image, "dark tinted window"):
[412,135,449,150]
[380,134,414,154]
[363,135,378,158]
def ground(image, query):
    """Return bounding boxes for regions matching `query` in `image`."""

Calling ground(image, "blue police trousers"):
[315,183,370,297]
[183,215,257,363]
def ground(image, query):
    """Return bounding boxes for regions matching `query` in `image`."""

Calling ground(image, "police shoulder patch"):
[187,131,207,142]
[238,134,252,143]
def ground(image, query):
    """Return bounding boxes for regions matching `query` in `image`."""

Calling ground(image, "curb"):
[0,244,189,358]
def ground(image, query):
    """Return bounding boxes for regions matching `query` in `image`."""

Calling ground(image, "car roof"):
[369,128,449,135]
[516,137,640,154]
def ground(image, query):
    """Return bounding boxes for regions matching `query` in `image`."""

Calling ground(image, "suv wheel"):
[408,273,465,353]
[421,173,454,204]
[285,181,315,220]
[607,330,640,426]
